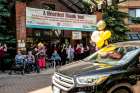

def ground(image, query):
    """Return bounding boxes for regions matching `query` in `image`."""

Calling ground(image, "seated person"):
[9,51,25,75]
[15,50,24,65]
[108,47,125,59]
[26,51,35,72]
[51,50,61,66]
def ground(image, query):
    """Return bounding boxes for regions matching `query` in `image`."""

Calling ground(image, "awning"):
[58,0,127,14]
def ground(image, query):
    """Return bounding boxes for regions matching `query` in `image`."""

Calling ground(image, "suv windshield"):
[84,45,139,66]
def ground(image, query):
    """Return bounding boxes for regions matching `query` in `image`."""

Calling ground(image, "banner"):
[26,7,96,31]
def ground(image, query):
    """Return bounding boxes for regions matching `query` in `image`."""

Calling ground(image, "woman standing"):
[36,43,46,70]
[66,45,74,62]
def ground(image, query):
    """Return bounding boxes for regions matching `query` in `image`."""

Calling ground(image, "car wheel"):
[107,83,133,93]
[112,87,131,93]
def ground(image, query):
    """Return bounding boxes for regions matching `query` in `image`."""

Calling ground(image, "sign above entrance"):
[72,31,82,40]
[26,7,96,31]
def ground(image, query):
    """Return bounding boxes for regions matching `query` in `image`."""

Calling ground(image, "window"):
[136,9,140,17]
[42,3,55,10]
[126,32,140,40]
[128,9,140,24]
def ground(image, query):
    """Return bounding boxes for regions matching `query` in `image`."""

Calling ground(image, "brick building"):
[16,0,97,51]
[119,0,140,40]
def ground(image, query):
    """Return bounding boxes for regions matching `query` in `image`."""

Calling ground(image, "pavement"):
[0,68,140,93]
[0,69,54,93]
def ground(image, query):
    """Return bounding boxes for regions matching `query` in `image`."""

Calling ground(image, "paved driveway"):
[0,74,52,93]
[0,72,140,93]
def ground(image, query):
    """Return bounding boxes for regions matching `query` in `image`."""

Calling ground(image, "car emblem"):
[59,76,62,80]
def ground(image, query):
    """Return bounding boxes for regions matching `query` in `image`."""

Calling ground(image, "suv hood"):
[57,60,116,77]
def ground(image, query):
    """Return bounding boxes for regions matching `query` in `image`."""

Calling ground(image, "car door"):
[127,54,140,80]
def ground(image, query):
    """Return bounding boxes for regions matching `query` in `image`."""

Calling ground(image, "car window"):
[85,45,140,66]
[118,49,140,65]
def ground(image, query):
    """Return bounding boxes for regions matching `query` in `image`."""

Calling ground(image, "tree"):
[0,0,15,43]
[82,0,130,42]
[16,0,33,3]
[103,5,130,42]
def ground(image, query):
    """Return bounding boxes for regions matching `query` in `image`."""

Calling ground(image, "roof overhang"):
[59,0,128,14]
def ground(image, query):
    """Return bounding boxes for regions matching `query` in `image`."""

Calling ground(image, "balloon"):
[97,20,106,31]
[96,38,104,48]
[104,40,108,45]
[91,31,100,42]
[100,46,117,53]
[103,30,112,40]
[95,0,103,4]
[99,31,105,39]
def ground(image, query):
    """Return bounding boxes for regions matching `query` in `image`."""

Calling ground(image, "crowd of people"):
[13,42,95,73]
[0,41,96,74]
[49,43,91,66]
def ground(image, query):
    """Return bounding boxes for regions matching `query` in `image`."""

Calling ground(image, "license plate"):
[53,86,60,93]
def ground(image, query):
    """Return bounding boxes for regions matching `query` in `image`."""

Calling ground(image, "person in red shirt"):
[0,43,7,72]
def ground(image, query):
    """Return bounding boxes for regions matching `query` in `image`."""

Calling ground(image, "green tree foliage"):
[103,5,130,42]
[0,0,15,43]
[16,0,33,2]
[82,0,130,42]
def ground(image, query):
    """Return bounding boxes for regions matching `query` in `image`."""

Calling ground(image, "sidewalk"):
[0,68,55,78]
[0,69,53,93]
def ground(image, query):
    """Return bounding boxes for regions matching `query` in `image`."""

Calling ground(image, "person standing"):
[84,45,90,57]
[75,44,81,60]
[66,45,74,62]
[80,43,84,59]
[36,42,46,70]
[0,43,7,72]
[60,44,67,65]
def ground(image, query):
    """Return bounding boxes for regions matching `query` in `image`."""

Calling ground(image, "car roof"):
[113,41,140,48]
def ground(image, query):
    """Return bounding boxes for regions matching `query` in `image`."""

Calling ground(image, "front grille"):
[52,72,75,91]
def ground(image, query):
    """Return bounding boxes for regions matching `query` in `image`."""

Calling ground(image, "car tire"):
[107,83,134,93]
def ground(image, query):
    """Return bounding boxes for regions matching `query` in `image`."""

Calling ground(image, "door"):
[127,54,140,80]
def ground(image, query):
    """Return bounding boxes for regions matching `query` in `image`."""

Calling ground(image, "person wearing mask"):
[67,45,74,62]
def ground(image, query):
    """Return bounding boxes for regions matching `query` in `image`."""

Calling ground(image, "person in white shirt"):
[66,45,74,62]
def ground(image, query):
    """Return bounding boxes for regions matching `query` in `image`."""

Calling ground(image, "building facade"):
[16,0,97,51]
[119,0,140,40]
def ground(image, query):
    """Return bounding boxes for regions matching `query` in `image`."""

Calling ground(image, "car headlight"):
[76,74,109,85]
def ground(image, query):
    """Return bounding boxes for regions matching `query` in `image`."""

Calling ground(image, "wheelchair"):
[9,57,26,75]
